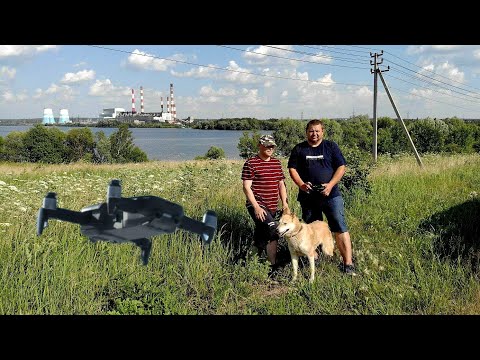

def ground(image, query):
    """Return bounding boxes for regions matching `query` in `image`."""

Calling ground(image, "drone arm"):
[47,208,92,224]
[37,207,92,236]
[178,210,217,244]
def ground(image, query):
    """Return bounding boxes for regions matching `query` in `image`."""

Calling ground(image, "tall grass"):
[0,153,479,314]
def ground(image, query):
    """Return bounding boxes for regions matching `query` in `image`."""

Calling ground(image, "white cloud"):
[0,66,16,81]
[126,49,181,71]
[60,69,95,84]
[171,65,216,78]
[88,79,131,98]
[355,86,372,97]
[0,45,57,58]
[199,85,237,97]
[223,61,260,84]
[236,88,264,105]
[32,83,75,101]
[243,45,294,65]
[474,49,480,59]
[419,61,465,84]
[1,90,28,103]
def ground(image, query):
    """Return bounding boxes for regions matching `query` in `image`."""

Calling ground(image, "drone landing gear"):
[131,238,152,265]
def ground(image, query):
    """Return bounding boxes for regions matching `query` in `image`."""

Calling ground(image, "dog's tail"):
[322,233,335,256]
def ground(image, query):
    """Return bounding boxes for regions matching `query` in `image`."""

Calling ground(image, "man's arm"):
[278,179,289,211]
[322,164,346,196]
[242,179,267,221]
[289,167,312,193]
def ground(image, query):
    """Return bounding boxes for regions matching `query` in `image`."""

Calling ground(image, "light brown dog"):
[277,209,334,283]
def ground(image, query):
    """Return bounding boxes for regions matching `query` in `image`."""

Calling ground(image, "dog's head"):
[276,210,300,237]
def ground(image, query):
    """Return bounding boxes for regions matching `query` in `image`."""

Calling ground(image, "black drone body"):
[37,179,217,265]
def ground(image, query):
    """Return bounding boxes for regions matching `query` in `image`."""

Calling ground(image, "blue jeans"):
[300,195,349,233]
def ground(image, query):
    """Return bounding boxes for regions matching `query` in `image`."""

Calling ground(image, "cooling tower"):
[42,108,55,124]
[58,109,70,124]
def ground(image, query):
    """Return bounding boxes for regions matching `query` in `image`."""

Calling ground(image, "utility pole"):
[377,67,424,167]
[370,51,384,162]
[370,51,423,168]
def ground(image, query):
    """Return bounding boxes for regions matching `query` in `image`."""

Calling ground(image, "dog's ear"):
[283,207,291,215]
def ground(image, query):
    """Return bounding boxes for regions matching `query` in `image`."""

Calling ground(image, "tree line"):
[0,123,148,164]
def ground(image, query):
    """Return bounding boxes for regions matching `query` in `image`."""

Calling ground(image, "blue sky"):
[1,45,480,120]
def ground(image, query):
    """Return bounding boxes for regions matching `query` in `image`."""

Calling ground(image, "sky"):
[1,44,480,120]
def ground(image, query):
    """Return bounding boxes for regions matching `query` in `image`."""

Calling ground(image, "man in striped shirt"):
[241,134,289,267]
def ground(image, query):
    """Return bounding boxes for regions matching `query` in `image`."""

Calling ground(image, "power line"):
[262,45,368,66]
[384,57,480,98]
[88,45,370,88]
[387,67,480,102]
[383,49,480,93]
[388,85,479,114]
[218,45,367,69]
[385,72,480,104]
[299,44,371,57]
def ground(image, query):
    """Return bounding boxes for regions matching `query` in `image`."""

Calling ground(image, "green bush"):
[237,130,261,159]
[195,146,225,160]
[23,124,67,163]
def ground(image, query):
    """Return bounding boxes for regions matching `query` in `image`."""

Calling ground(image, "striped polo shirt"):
[241,155,285,213]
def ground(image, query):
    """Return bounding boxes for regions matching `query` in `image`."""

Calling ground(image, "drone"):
[37,179,217,265]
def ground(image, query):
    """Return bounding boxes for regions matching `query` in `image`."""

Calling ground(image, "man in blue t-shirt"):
[288,119,356,275]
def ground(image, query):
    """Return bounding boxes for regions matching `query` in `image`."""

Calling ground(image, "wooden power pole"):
[371,51,423,168]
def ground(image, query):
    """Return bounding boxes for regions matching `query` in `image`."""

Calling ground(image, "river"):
[0,126,271,161]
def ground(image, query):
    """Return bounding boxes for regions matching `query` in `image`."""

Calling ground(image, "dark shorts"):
[300,195,349,233]
[246,204,279,249]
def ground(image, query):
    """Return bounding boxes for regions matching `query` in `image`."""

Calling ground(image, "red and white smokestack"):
[166,96,170,113]
[140,86,144,114]
[160,96,164,112]
[131,88,136,114]
[170,83,176,120]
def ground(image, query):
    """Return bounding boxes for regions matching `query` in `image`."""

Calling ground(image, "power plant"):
[42,108,72,125]
[99,83,187,124]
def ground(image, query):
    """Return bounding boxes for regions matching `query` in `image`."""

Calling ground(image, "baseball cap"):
[259,134,277,147]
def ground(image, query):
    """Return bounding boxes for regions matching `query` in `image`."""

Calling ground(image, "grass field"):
[0,153,479,314]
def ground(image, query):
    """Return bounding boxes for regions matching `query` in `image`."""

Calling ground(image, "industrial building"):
[99,83,181,124]
[99,108,126,119]
[42,108,72,125]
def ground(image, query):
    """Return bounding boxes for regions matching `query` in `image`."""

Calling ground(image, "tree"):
[109,124,135,163]
[65,128,95,162]
[205,146,225,159]
[272,119,305,157]
[93,131,112,163]
[2,131,27,162]
[23,124,67,163]
[238,130,262,159]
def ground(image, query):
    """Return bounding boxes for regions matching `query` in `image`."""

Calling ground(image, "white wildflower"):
[8,186,19,192]
[0,180,6,186]
[0,223,12,227]
[19,207,27,212]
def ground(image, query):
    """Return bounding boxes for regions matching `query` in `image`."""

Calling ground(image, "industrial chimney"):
[131,89,136,114]
[140,86,144,114]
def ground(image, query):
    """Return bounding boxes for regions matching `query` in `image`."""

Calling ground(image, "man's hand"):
[321,183,333,197]
[254,205,267,221]
[300,182,313,193]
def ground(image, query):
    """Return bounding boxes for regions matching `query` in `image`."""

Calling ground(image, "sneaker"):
[343,264,357,276]
[337,262,345,272]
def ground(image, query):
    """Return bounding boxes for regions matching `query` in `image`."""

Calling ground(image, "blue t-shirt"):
[288,139,346,201]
